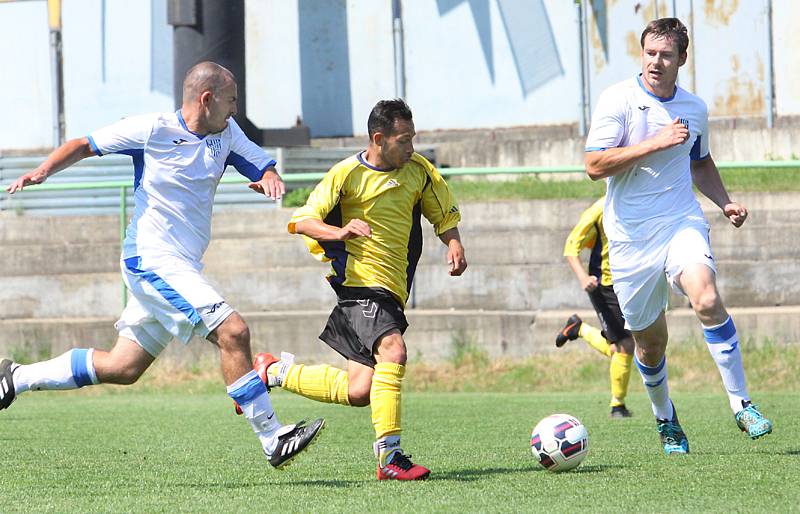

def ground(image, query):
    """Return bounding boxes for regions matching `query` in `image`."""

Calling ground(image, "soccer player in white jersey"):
[584,19,772,454]
[1,61,324,468]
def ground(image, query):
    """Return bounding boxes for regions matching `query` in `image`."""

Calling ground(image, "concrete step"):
[1,192,795,245]
[1,307,797,368]
[4,219,798,276]
[3,258,799,319]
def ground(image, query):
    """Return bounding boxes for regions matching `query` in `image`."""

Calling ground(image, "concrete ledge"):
[1,307,796,369]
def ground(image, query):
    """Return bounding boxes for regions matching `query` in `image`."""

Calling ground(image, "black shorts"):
[587,284,631,343]
[319,286,409,368]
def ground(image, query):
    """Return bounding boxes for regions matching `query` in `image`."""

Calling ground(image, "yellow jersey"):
[288,151,461,307]
[562,197,612,286]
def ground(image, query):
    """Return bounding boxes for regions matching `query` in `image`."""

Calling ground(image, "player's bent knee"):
[347,376,372,406]
[213,314,251,348]
[374,332,407,365]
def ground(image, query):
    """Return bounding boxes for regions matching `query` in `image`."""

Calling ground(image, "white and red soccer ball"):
[530,413,589,472]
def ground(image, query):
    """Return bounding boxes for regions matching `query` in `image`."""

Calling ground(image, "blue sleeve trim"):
[225,151,264,181]
[87,135,103,157]
[585,147,607,152]
[70,349,93,388]
[261,159,277,173]
[227,371,268,405]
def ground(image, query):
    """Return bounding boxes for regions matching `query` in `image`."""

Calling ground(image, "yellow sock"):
[280,363,350,405]
[370,362,404,439]
[578,322,613,357]
[610,352,633,407]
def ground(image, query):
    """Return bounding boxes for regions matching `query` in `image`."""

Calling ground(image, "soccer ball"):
[530,413,589,472]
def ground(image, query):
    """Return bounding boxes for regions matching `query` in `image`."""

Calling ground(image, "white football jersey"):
[586,76,710,242]
[88,111,275,266]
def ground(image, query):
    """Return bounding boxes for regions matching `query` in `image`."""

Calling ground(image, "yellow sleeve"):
[287,163,349,234]
[563,199,603,257]
[418,157,461,235]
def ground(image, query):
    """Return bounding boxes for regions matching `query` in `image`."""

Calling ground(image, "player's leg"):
[668,224,771,439]
[209,312,324,468]
[371,329,429,480]
[255,351,355,406]
[1,336,153,410]
[610,237,687,453]
[592,285,634,417]
[676,263,772,439]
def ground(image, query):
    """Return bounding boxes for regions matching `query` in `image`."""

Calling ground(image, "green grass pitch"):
[1,390,797,513]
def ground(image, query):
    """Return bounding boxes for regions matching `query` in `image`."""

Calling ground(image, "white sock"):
[634,354,674,420]
[703,316,749,413]
[227,370,282,455]
[13,349,98,394]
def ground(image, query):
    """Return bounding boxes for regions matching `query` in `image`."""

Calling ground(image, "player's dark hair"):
[640,18,689,55]
[368,99,413,138]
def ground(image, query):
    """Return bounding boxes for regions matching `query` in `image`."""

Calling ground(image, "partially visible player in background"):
[247,99,466,480]
[556,196,635,419]
[1,61,324,468]
[584,18,772,454]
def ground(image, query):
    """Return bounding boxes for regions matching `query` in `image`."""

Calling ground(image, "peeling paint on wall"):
[703,0,739,27]
[712,55,764,116]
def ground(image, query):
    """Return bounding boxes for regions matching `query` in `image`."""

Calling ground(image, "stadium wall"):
[1,0,798,151]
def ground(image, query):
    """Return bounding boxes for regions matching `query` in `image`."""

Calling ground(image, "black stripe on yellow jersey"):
[289,151,460,307]
[563,196,613,287]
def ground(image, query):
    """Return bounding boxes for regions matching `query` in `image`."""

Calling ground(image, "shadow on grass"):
[781,449,800,456]
[175,479,362,489]
[433,463,619,481]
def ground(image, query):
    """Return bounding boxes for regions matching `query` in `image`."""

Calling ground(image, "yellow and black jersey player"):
[252,99,467,481]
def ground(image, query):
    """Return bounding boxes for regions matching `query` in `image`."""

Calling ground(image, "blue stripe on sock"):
[703,317,736,343]
[70,349,93,388]
[227,372,267,406]
[635,355,666,376]
[645,377,665,388]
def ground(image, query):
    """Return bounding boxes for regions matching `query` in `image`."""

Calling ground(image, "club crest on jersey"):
[679,117,690,130]
[206,138,222,157]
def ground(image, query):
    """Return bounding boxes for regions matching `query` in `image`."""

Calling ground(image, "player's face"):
[641,34,686,95]
[380,119,416,169]
[206,81,238,133]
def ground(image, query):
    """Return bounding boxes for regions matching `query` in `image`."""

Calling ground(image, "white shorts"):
[115,256,234,357]
[609,221,716,331]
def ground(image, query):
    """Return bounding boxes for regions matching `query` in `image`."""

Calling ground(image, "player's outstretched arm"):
[247,166,285,200]
[6,137,95,194]
[691,155,748,227]
[438,227,467,276]
[294,217,372,242]
[585,117,689,180]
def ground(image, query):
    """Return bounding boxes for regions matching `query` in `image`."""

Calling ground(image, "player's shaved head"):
[182,61,236,102]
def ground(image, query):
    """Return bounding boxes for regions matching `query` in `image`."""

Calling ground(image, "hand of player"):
[335,218,372,240]
[652,117,689,150]
[581,275,599,292]
[723,202,748,228]
[6,168,49,194]
[248,168,285,200]
[446,240,467,276]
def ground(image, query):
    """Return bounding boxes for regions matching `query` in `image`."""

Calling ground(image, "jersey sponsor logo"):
[206,138,223,157]
[637,105,649,111]
[386,179,400,188]
[704,253,713,260]
[173,138,188,145]
[449,205,459,214]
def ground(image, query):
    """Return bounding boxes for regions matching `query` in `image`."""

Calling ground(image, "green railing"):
[14,160,800,307]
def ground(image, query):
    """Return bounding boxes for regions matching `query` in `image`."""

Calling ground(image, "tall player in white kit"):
[1,62,324,468]
[584,19,772,454]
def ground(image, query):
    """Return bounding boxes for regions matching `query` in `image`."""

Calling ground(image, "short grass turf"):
[1,390,797,513]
